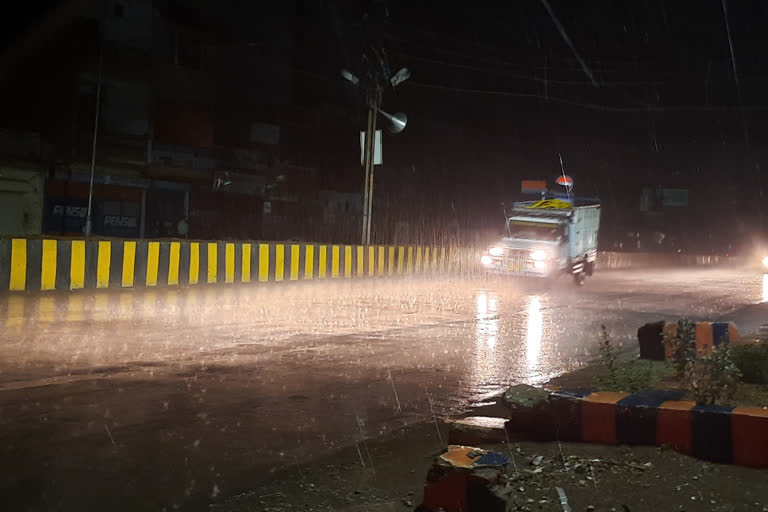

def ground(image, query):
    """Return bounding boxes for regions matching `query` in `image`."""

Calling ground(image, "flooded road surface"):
[0,267,765,511]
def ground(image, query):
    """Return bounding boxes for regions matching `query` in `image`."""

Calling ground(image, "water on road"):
[0,267,765,510]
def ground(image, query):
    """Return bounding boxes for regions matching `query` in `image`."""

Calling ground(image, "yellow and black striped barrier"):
[0,239,476,292]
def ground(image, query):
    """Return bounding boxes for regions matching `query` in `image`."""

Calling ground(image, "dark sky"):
[0,0,63,50]
[3,1,768,222]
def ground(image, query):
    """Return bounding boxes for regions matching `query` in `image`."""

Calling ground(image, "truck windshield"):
[506,221,562,241]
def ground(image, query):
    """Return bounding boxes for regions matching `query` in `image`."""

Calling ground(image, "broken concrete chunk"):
[501,385,550,411]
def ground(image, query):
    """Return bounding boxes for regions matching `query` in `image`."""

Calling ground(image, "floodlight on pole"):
[389,67,410,87]
[377,109,407,134]
[341,69,360,86]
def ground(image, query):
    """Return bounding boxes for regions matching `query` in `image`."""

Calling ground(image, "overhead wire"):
[406,80,768,113]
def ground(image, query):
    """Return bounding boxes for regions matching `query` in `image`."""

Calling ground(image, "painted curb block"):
[506,389,768,468]
[637,320,740,361]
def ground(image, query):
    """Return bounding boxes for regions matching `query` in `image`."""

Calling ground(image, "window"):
[506,221,563,242]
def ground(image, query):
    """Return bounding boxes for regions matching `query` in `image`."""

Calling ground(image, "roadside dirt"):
[213,421,768,512]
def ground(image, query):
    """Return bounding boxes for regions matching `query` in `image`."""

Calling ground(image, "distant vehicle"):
[480,196,601,285]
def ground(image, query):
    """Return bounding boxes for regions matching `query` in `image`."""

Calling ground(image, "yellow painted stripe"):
[168,242,180,285]
[406,247,414,274]
[275,244,285,281]
[318,246,327,279]
[344,246,352,278]
[357,246,365,276]
[70,240,85,290]
[368,246,375,277]
[122,241,136,287]
[440,247,446,271]
[9,239,26,291]
[290,244,300,281]
[97,241,111,288]
[387,246,395,275]
[189,242,200,285]
[433,246,439,270]
[146,241,159,287]
[415,247,423,273]
[41,239,57,290]
[207,243,218,283]
[331,245,340,278]
[377,246,385,276]
[304,245,314,279]
[258,244,269,282]
[225,243,235,283]
[423,247,430,273]
[397,246,405,274]
[242,244,251,282]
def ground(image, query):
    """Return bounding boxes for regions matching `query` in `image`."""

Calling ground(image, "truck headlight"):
[530,250,547,261]
[489,246,504,257]
[481,255,493,266]
[762,256,768,268]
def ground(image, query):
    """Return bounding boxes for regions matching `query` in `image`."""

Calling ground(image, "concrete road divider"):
[637,320,740,361]
[596,251,737,269]
[0,238,744,292]
[502,385,768,468]
[0,238,469,292]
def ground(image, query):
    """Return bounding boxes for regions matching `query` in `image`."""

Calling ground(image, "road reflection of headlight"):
[526,296,542,370]
[763,274,768,303]
[489,247,504,257]
[481,255,493,266]
[533,260,547,270]
[530,250,547,261]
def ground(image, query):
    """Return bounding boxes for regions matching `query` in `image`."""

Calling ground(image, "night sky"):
[292,0,768,245]
[2,1,768,245]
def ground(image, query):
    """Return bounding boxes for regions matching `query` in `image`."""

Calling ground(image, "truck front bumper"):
[480,257,556,278]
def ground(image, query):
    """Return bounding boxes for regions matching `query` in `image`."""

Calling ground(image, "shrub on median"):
[729,342,768,385]
[594,325,654,392]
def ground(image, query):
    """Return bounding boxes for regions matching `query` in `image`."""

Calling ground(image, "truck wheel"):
[574,272,586,286]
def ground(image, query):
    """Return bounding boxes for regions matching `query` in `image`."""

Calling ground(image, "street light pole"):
[361,95,375,245]
[365,94,380,245]
[344,67,408,246]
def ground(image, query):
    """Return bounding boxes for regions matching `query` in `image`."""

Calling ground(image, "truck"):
[480,196,601,285]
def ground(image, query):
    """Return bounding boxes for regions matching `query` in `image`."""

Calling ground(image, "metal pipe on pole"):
[361,100,375,245]
[84,40,103,237]
[365,100,379,245]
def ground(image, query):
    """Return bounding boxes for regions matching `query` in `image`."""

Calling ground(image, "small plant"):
[684,345,742,405]
[664,319,696,380]
[594,325,653,392]
[596,325,618,387]
[729,343,768,385]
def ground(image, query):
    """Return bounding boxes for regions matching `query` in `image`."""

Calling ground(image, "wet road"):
[0,267,766,510]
